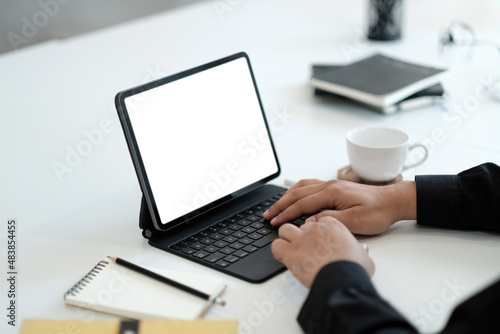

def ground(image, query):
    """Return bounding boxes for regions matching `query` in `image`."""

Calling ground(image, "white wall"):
[0,0,204,54]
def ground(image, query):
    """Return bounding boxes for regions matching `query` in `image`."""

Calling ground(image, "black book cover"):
[310,54,446,108]
[312,64,446,114]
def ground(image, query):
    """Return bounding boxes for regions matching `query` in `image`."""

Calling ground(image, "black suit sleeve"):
[440,278,500,334]
[297,261,418,334]
[299,261,500,334]
[297,163,500,334]
[415,162,500,232]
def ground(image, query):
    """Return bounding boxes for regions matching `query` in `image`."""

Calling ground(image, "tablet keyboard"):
[170,193,309,268]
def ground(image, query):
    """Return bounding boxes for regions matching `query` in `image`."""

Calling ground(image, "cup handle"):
[403,143,428,170]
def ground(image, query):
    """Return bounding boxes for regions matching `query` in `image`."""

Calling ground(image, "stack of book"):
[310,54,447,114]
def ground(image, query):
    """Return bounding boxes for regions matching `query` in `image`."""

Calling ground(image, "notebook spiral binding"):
[65,260,109,297]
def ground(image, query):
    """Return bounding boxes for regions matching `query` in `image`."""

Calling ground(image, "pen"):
[107,256,225,306]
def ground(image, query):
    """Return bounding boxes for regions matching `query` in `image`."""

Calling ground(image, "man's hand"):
[271,217,375,288]
[263,179,416,235]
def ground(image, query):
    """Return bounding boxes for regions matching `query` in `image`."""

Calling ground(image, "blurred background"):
[0,0,203,54]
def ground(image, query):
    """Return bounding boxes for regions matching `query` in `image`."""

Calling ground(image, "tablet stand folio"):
[139,195,156,239]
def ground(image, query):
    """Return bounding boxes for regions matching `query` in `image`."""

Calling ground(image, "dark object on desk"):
[108,257,226,306]
[139,189,308,283]
[116,52,297,283]
[316,83,445,114]
[313,63,446,114]
[368,0,403,41]
[310,54,446,112]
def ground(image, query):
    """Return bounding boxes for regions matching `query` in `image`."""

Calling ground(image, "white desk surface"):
[2,0,500,333]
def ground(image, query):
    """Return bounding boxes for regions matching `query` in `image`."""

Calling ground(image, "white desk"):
[2,1,500,333]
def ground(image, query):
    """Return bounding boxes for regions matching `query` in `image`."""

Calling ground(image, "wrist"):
[386,181,417,222]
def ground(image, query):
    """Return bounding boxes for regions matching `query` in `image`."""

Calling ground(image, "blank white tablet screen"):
[125,57,278,224]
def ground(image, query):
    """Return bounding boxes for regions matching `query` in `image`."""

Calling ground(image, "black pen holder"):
[368,0,403,41]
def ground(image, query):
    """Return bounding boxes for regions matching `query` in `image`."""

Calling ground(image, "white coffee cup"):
[346,127,428,183]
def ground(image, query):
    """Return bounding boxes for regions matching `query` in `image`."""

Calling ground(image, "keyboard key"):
[247,232,263,240]
[239,237,253,245]
[178,241,192,248]
[243,245,259,253]
[171,244,184,251]
[237,220,251,226]
[193,250,210,259]
[204,245,219,253]
[242,226,256,234]
[200,238,214,245]
[228,224,242,231]
[181,247,196,255]
[215,260,230,268]
[229,242,244,250]
[213,240,229,248]
[219,229,233,235]
[256,228,272,235]
[252,233,276,248]
[182,193,287,268]
[232,231,247,238]
[204,252,225,263]
[220,247,234,255]
[233,250,249,258]
[223,236,237,243]
[225,217,239,224]
[290,219,305,227]
[250,222,265,229]
[211,233,224,240]
[206,226,219,233]
[187,236,201,243]
[246,215,260,222]
[224,255,239,263]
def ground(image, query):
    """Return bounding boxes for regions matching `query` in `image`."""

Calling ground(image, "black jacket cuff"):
[415,174,459,229]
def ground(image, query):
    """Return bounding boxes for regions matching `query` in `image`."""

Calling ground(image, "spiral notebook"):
[64,258,227,320]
